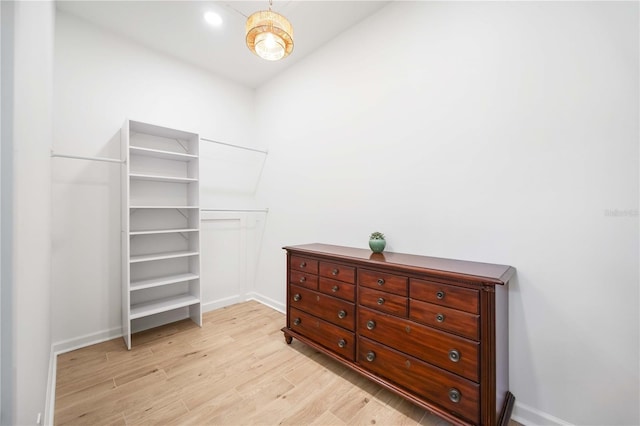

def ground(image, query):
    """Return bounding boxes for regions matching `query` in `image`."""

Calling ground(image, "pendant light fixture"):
[246,0,294,61]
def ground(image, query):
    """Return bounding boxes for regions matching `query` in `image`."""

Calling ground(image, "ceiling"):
[55,1,392,89]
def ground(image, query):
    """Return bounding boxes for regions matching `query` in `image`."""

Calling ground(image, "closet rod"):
[51,152,124,164]
[200,137,268,155]
[201,208,269,213]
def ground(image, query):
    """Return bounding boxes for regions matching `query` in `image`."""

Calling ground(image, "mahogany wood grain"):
[290,270,319,290]
[358,307,479,382]
[283,244,516,426]
[358,336,480,425]
[319,277,356,302]
[409,299,480,341]
[284,244,515,285]
[410,279,480,314]
[480,288,496,425]
[359,287,408,318]
[290,254,319,274]
[319,261,356,283]
[289,307,355,361]
[359,268,409,296]
[290,284,355,331]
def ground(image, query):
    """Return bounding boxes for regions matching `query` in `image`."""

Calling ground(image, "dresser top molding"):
[284,243,516,286]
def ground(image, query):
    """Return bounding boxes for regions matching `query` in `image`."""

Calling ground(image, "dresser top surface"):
[284,243,515,285]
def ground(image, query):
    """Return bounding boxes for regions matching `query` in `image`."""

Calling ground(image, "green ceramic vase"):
[369,239,386,253]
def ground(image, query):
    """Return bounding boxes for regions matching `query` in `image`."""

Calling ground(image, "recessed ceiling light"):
[204,11,223,27]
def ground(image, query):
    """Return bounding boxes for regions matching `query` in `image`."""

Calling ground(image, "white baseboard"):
[43,347,57,426]
[51,294,275,357]
[52,326,123,355]
[201,292,285,314]
[201,294,245,313]
[246,291,285,313]
[512,401,573,426]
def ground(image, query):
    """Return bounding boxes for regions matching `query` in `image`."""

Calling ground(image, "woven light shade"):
[246,9,293,61]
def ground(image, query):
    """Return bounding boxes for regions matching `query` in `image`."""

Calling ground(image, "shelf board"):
[130,250,199,263]
[130,273,200,292]
[130,294,200,319]
[130,228,199,236]
[130,145,197,161]
[130,205,199,209]
[129,173,197,184]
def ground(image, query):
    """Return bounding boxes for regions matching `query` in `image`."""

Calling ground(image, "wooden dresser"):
[282,244,516,426]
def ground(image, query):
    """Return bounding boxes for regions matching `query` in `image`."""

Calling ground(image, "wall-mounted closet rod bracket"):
[51,151,124,164]
[200,138,268,155]
[177,209,189,220]
[174,138,189,153]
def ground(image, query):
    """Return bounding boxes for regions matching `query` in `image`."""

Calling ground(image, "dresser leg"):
[282,328,293,344]
[498,391,516,426]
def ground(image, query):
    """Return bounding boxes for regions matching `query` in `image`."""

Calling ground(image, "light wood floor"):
[54,301,515,425]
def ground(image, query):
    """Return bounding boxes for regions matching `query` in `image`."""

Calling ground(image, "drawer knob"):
[448,388,461,404]
[293,318,301,326]
[332,268,339,276]
[300,262,306,268]
[338,310,347,319]
[293,294,301,302]
[449,349,460,363]
[331,285,339,293]
[436,313,445,323]
[436,290,445,300]
[338,339,346,348]
[366,351,376,362]
[377,297,385,305]
[299,276,306,283]
[366,320,376,330]
[377,278,385,286]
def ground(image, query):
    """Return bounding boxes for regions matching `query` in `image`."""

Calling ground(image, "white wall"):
[52,11,258,349]
[1,1,55,424]
[0,3,10,422]
[254,2,639,425]
[0,3,6,421]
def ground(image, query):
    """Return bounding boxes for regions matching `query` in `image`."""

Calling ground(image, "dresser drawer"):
[358,336,479,424]
[290,307,355,361]
[358,307,479,382]
[359,287,408,318]
[319,277,355,302]
[290,270,319,290]
[290,284,355,331]
[359,269,408,296]
[319,261,355,284]
[410,299,479,341]
[290,255,319,274]
[410,279,479,314]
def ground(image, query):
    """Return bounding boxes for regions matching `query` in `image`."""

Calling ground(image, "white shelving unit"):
[122,120,202,350]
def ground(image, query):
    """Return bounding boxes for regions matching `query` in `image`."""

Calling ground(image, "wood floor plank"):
[54,378,116,412]
[176,389,245,425]
[55,369,168,425]
[347,397,420,426]
[310,410,347,426]
[56,347,157,392]
[277,373,358,425]
[124,395,189,425]
[57,301,518,426]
